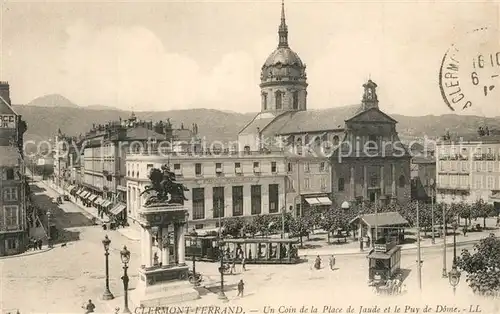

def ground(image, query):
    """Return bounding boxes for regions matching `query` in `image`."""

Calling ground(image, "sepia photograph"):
[0,0,499,313]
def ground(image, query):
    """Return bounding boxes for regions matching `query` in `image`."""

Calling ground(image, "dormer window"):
[275,91,282,109]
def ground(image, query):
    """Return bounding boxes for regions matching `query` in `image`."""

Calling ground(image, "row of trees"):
[210,199,498,244]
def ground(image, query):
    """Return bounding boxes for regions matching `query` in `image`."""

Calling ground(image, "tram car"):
[185,236,302,264]
[367,241,401,285]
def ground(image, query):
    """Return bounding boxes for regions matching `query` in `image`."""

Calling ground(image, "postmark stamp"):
[439,27,500,114]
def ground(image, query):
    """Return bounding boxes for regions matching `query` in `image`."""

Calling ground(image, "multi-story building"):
[0,81,28,255]
[436,134,500,207]
[126,151,287,231]
[53,129,80,189]
[411,156,436,202]
[75,113,198,220]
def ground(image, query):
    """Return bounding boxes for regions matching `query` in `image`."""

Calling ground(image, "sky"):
[0,0,499,116]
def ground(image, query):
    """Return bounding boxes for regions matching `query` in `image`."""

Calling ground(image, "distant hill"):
[84,104,121,110]
[11,104,500,145]
[25,94,78,108]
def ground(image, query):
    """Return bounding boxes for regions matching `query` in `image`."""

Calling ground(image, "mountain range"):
[13,94,500,144]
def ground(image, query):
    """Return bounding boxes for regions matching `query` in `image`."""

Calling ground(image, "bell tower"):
[361,79,379,111]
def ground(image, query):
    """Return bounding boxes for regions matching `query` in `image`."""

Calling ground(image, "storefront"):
[349,211,409,249]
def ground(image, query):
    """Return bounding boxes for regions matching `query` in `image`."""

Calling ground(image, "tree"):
[457,233,500,295]
[222,217,245,238]
[319,208,352,243]
[289,216,309,247]
[242,220,258,238]
[471,199,496,228]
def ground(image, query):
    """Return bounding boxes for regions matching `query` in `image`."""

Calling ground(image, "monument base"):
[132,265,200,307]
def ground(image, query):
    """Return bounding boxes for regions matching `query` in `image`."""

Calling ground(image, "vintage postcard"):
[0,0,500,313]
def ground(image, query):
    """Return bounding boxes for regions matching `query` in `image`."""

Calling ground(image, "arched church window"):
[262,92,268,110]
[367,135,377,150]
[292,91,299,109]
[399,175,406,188]
[275,91,282,109]
[314,136,321,146]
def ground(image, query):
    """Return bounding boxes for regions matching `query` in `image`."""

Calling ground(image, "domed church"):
[238,1,411,213]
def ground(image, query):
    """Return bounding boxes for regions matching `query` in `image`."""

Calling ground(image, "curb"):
[299,238,483,257]
[0,247,54,260]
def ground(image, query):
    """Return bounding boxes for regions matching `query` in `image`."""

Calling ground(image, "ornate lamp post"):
[101,235,114,300]
[46,210,53,248]
[441,194,448,278]
[120,246,131,313]
[217,237,228,301]
[186,212,198,286]
[448,221,461,295]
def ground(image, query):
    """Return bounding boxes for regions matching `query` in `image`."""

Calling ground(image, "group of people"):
[314,255,336,270]
[27,237,43,251]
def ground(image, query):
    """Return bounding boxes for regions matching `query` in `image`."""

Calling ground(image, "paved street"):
[1,181,499,313]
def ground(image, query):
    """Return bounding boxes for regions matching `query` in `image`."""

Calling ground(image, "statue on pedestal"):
[140,164,189,206]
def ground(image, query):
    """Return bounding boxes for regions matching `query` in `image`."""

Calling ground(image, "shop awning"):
[78,190,87,197]
[88,194,98,202]
[66,185,74,191]
[85,193,94,200]
[101,200,112,208]
[316,197,332,205]
[110,203,126,215]
[305,197,321,205]
[94,197,104,205]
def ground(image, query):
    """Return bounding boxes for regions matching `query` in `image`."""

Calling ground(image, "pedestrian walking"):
[237,279,244,297]
[329,255,336,271]
[38,238,43,250]
[241,256,246,271]
[314,255,321,270]
[83,299,95,313]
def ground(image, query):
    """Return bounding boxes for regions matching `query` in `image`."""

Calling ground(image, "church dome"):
[263,47,304,68]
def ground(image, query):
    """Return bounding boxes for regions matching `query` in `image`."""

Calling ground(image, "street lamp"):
[46,209,53,248]
[217,237,228,302]
[430,179,436,245]
[185,212,199,286]
[101,235,114,300]
[448,221,461,295]
[120,246,131,314]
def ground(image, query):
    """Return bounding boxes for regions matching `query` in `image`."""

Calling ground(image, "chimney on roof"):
[0,81,11,105]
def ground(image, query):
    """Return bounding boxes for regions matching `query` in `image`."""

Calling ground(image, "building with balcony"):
[53,129,80,189]
[0,81,29,256]
[436,134,500,207]
[126,149,287,231]
[76,114,199,221]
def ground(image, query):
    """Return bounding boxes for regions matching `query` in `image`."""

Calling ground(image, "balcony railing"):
[128,148,285,157]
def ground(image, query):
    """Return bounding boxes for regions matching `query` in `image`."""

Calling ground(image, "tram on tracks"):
[368,241,401,285]
[185,236,302,264]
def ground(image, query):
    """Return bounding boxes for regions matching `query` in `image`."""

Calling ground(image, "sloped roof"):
[239,112,278,135]
[346,107,397,123]
[0,146,21,166]
[0,94,17,115]
[350,212,409,227]
[263,105,360,135]
[126,127,164,141]
[173,128,194,142]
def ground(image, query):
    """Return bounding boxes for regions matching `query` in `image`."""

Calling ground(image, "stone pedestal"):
[132,266,199,306]
[134,203,199,306]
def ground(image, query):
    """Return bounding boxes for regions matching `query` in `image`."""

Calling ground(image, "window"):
[367,135,377,150]
[262,92,268,110]
[304,134,310,145]
[192,188,205,220]
[320,162,326,172]
[275,91,282,109]
[398,175,406,188]
[292,91,299,109]
[488,162,493,172]
[251,185,262,215]
[487,176,494,189]
[304,163,310,173]
[232,186,244,216]
[461,161,467,172]
[332,135,340,146]
[439,162,444,171]
[320,177,327,190]
[475,176,483,189]
[234,162,242,174]
[173,163,182,175]
[271,162,277,173]
[215,163,223,174]
[4,205,18,227]
[338,178,345,191]
[287,163,293,172]
[6,238,17,250]
[6,168,14,180]
[304,178,310,189]
[213,187,225,218]
[3,187,17,201]
[253,162,260,173]
[195,163,202,176]
[269,184,279,213]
